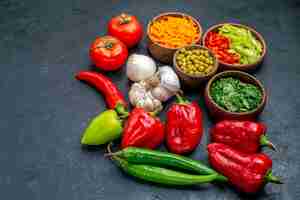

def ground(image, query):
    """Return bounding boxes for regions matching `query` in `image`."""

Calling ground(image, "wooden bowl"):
[174,45,219,89]
[147,12,202,64]
[204,70,267,121]
[202,23,267,71]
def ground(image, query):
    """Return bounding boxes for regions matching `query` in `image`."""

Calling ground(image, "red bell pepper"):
[121,108,164,149]
[207,143,282,193]
[166,95,203,154]
[210,120,275,154]
[75,71,127,110]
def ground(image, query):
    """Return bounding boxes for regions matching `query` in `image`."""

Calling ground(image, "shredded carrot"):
[149,15,200,48]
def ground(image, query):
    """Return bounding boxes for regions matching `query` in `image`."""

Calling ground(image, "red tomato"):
[89,36,128,71]
[107,13,143,48]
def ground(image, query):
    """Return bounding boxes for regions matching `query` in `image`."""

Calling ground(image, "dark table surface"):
[1,0,300,199]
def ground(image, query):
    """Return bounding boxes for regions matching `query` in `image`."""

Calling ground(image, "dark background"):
[1,0,300,199]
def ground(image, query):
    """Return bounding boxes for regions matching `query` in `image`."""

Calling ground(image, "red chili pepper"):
[210,120,276,154]
[75,71,127,110]
[207,143,282,193]
[121,108,164,149]
[166,95,203,154]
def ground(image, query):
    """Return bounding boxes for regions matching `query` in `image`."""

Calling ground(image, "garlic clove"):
[143,94,156,112]
[158,66,181,92]
[152,98,163,112]
[151,86,174,102]
[129,83,147,105]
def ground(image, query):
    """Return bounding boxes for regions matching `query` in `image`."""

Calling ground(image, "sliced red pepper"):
[205,31,240,64]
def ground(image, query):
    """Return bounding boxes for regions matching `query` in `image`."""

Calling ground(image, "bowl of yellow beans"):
[173,45,219,88]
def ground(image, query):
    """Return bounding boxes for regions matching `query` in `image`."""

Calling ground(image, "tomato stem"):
[104,41,114,49]
[94,41,114,50]
[119,13,131,24]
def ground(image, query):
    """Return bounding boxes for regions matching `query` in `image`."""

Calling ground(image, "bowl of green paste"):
[204,70,266,121]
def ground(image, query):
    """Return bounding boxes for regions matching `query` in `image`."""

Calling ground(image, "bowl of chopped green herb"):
[204,70,266,121]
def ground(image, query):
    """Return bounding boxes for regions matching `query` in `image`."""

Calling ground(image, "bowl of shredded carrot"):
[147,12,202,64]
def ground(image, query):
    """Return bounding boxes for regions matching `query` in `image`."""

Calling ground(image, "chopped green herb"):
[210,77,262,112]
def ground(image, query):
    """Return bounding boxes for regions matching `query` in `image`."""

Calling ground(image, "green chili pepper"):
[81,110,123,145]
[113,157,224,186]
[106,147,227,182]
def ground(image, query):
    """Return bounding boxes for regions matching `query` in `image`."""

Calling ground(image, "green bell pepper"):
[81,109,123,145]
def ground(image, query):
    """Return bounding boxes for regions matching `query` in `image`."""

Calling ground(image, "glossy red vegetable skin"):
[211,120,269,153]
[89,36,128,71]
[205,31,240,64]
[121,108,164,149]
[166,96,203,154]
[207,143,272,193]
[75,71,127,109]
[108,13,143,48]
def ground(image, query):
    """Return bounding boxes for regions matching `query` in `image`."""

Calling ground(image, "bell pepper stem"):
[115,103,129,119]
[175,93,190,104]
[265,171,283,184]
[260,135,277,151]
[149,109,160,117]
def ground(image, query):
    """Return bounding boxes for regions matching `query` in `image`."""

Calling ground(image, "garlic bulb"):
[128,64,180,110]
[126,54,157,82]
[129,82,163,112]
[151,66,181,101]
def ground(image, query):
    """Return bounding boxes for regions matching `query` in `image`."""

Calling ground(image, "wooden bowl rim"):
[173,45,219,78]
[205,70,266,115]
[202,23,267,68]
[147,12,202,50]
